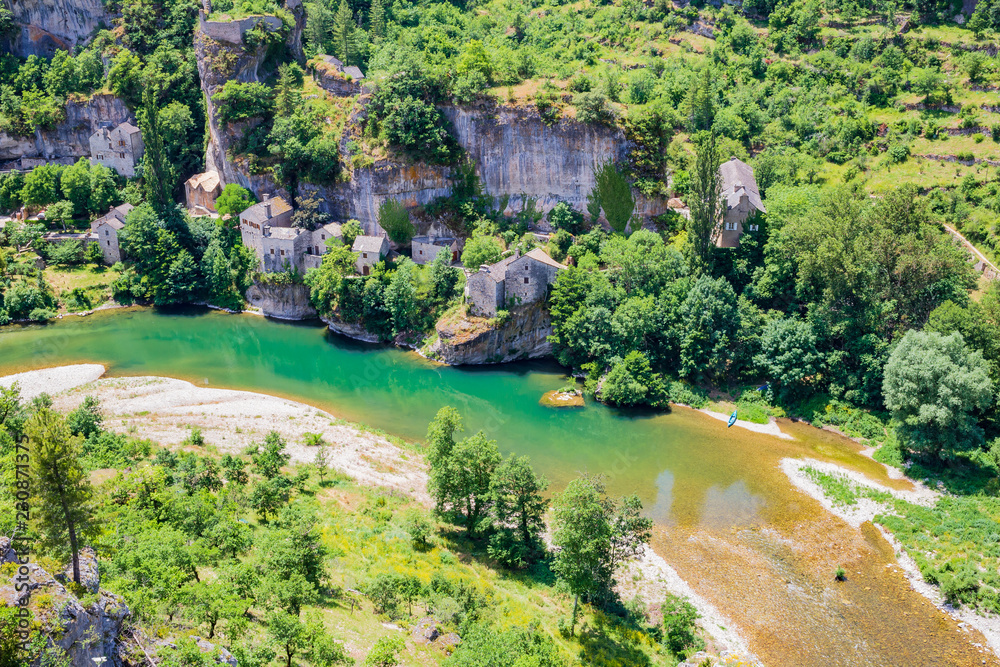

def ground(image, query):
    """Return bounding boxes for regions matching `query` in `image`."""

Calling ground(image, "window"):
[280,249,285,256]
[724,222,737,231]
[106,241,110,247]
[108,142,112,149]
[749,224,759,232]
[104,230,108,236]
[524,277,529,284]
[270,248,274,255]
[363,252,368,258]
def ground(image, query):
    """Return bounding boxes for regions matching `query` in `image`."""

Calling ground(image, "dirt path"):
[944,223,1000,277]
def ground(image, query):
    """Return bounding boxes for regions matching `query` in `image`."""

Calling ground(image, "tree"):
[754,316,826,401]
[487,455,548,568]
[292,193,329,230]
[661,594,702,658]
[341,220,362,248]
[460,234,502,270]
[268,610,310,667]
[551,475,651,634]
[687,131,722,274]
[677,275,739,382]
[139,82,173,215]
[27,409,94,584]
[314,443,331,485]
[221,454,249,486]
[364,636,404,667]
[430,431,501,537]
[429,247,460,301]
[685,65,715,133]
[46,200,74,232]
[590,161,635,235]
[250,476,292,521]
[60,158,92,216]
[21,164,62,210]
[369,0,386,40]
[89,164,119,215]
[215,184,256,216]
[446,624,563,667]
[333,0,354,65]
[250,431,291,478]
[883,331,993,460]
[601,351,669,407]
[183,581,242,639]
[377,198,415,244]
[66,395,103,439]
[403,509,431,548]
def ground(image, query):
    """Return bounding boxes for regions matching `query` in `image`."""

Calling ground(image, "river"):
[0,306,995,666]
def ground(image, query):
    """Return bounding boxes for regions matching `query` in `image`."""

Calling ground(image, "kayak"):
[728,409,738,428]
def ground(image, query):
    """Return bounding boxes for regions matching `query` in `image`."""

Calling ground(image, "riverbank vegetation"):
[1,387,712,666]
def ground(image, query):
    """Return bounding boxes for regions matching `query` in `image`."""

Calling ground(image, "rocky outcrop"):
[0,94,132,162]
[1,549,131,667]
[428,302,553,365]
[5,0,110,57]
[246,282,317,319]
[320,314,381,343]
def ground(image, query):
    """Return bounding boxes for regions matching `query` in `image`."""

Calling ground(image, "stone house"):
[466,247,565,318]
[352,235,389,275]
[185,172,222,214]
[90,203,134,265]
[302,223,344,271]
[89,122,144,178]
[239,194,346,273]
[313,55,366,96]
[714,157,765,248]
[411,236,461,265]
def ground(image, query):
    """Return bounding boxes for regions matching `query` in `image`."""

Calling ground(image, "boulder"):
[56,547,100,594]
[0,536,18,564]
[411,617,441,644]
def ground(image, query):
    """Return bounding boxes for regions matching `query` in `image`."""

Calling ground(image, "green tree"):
[27,408,94,584]
[368,0,386,40]
[385,258,419,333]
[661,594,702,658]
[268,609,310,667]
[431,431,501,537]
[341,219,362,248]
[551,475,651,634]
[591,161,635,235]
[883,330,993,460]
[601,351,669,407]
[754,316,826,401]
[687,131,722,274]
[685,65,716,133]
[377,198,415,244]
[21,164,62,209]
[364,636,404,667]
[60,158,92,216]
[215,184,256,216]
[88,164,119,215]
[460,234,502,270]
[677,275,739,382]
[139,82,173,214]
[182,581,243,639]
[487,455,548,568]
[445,624,563,667]
[250,431,291,478]
[333,0,354,65]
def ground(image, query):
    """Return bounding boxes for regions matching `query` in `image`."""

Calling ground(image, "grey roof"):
[116,122,141,136]
[266,227,301,240]
[483,247,565,280]
[342,65,365,80]
[352,235,387,254]
[94,203,133,230]
[241,196,292,224]
[321,54,344,68]
[719,157,764,213]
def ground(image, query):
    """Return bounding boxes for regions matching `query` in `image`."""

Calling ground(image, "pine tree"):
[369,0,386,41]
[138,83,173,215]
[333,0,354,65]
[28,408,93,585]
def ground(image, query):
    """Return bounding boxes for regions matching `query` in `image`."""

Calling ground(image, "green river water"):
[0,307,996,667]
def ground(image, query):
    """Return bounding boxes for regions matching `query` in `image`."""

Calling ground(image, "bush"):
[377,198,415,244]
[600,351,668,408]
[364,636,404,667]
[547,201,585,234]
[215,184,256,216]
[381,97,458,164]
[573,91,615,125]
[661,593,703,658]
[212,81,274,124]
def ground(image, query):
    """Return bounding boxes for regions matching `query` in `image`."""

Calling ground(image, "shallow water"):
[0,307,996,666]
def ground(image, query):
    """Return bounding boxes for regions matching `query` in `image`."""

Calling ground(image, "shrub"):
[661,593,703,658]
[547,201,585,234]
[376,198,415,244]
[573,91,615,125]
[212,81,274,124]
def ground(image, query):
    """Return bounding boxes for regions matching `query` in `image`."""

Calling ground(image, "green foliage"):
[661,594,703,659]
[213,81,274,124]
[461,234,503,270]
[215,184,256,216]
[600,351,668,408]
[590,162,635,235]
[445,623,563,666]
[364,635,404,667]
[883,331,994,461]
[377,198,415,244]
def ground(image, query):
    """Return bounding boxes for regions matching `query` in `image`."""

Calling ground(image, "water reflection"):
[700,480,766,529]
[648,469,674,524]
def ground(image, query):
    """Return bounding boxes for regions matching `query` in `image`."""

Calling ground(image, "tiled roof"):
[267,227,301,240]
[186,171,221,191]
[719,157,765,213]
[241,196,292,224]
[116,122,141,136]
[524,247,566,270]
[352,235,387,253]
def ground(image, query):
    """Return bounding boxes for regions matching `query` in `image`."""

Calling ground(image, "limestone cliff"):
[427,302,553,365]
[246,281,317,319]
[5,0,109,57]
[0,93,132,163]
[0,540,131,667]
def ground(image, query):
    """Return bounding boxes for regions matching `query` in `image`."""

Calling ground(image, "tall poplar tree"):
[139,82,173,215]
[28,408,93,585]
[333,0,354,65]
[687,131,722,274]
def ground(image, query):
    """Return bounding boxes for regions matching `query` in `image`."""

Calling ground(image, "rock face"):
[0,550,131,667]
[245,282,317,320]
[0,94,133,163]
[5,0,110,57]
[429,302,554,365]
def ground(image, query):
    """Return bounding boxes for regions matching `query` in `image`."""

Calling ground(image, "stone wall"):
[199,11,283,44]
[313,64,361,97]
[466,270,503,317]
[504,255,559,308]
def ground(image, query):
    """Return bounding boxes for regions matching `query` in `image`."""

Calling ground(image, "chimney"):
[263,224,270,237]
[264,202,271,218]
[479,264,490,273]
[514,248,521,259]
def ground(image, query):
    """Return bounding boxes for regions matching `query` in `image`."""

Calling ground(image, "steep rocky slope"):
[5,0,109,57]
[0,93,133,163]
[427,302,554,365]
[246,281,317,319]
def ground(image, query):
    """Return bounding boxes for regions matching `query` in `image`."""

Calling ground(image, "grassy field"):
[43,263,119,312]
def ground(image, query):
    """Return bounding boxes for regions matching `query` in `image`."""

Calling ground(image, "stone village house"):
[238,194,343,273]
[465,247,566,318]
[90,203,134,265]
[352,235,389,275]
[713,157,765,248]
[185,172,222,214]
[89,122,144,178]
[411,235,461,265]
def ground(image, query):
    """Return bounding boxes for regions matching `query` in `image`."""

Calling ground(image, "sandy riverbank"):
[699,408,794,440]
[2,364,758,664]
[781,457,1000,657]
